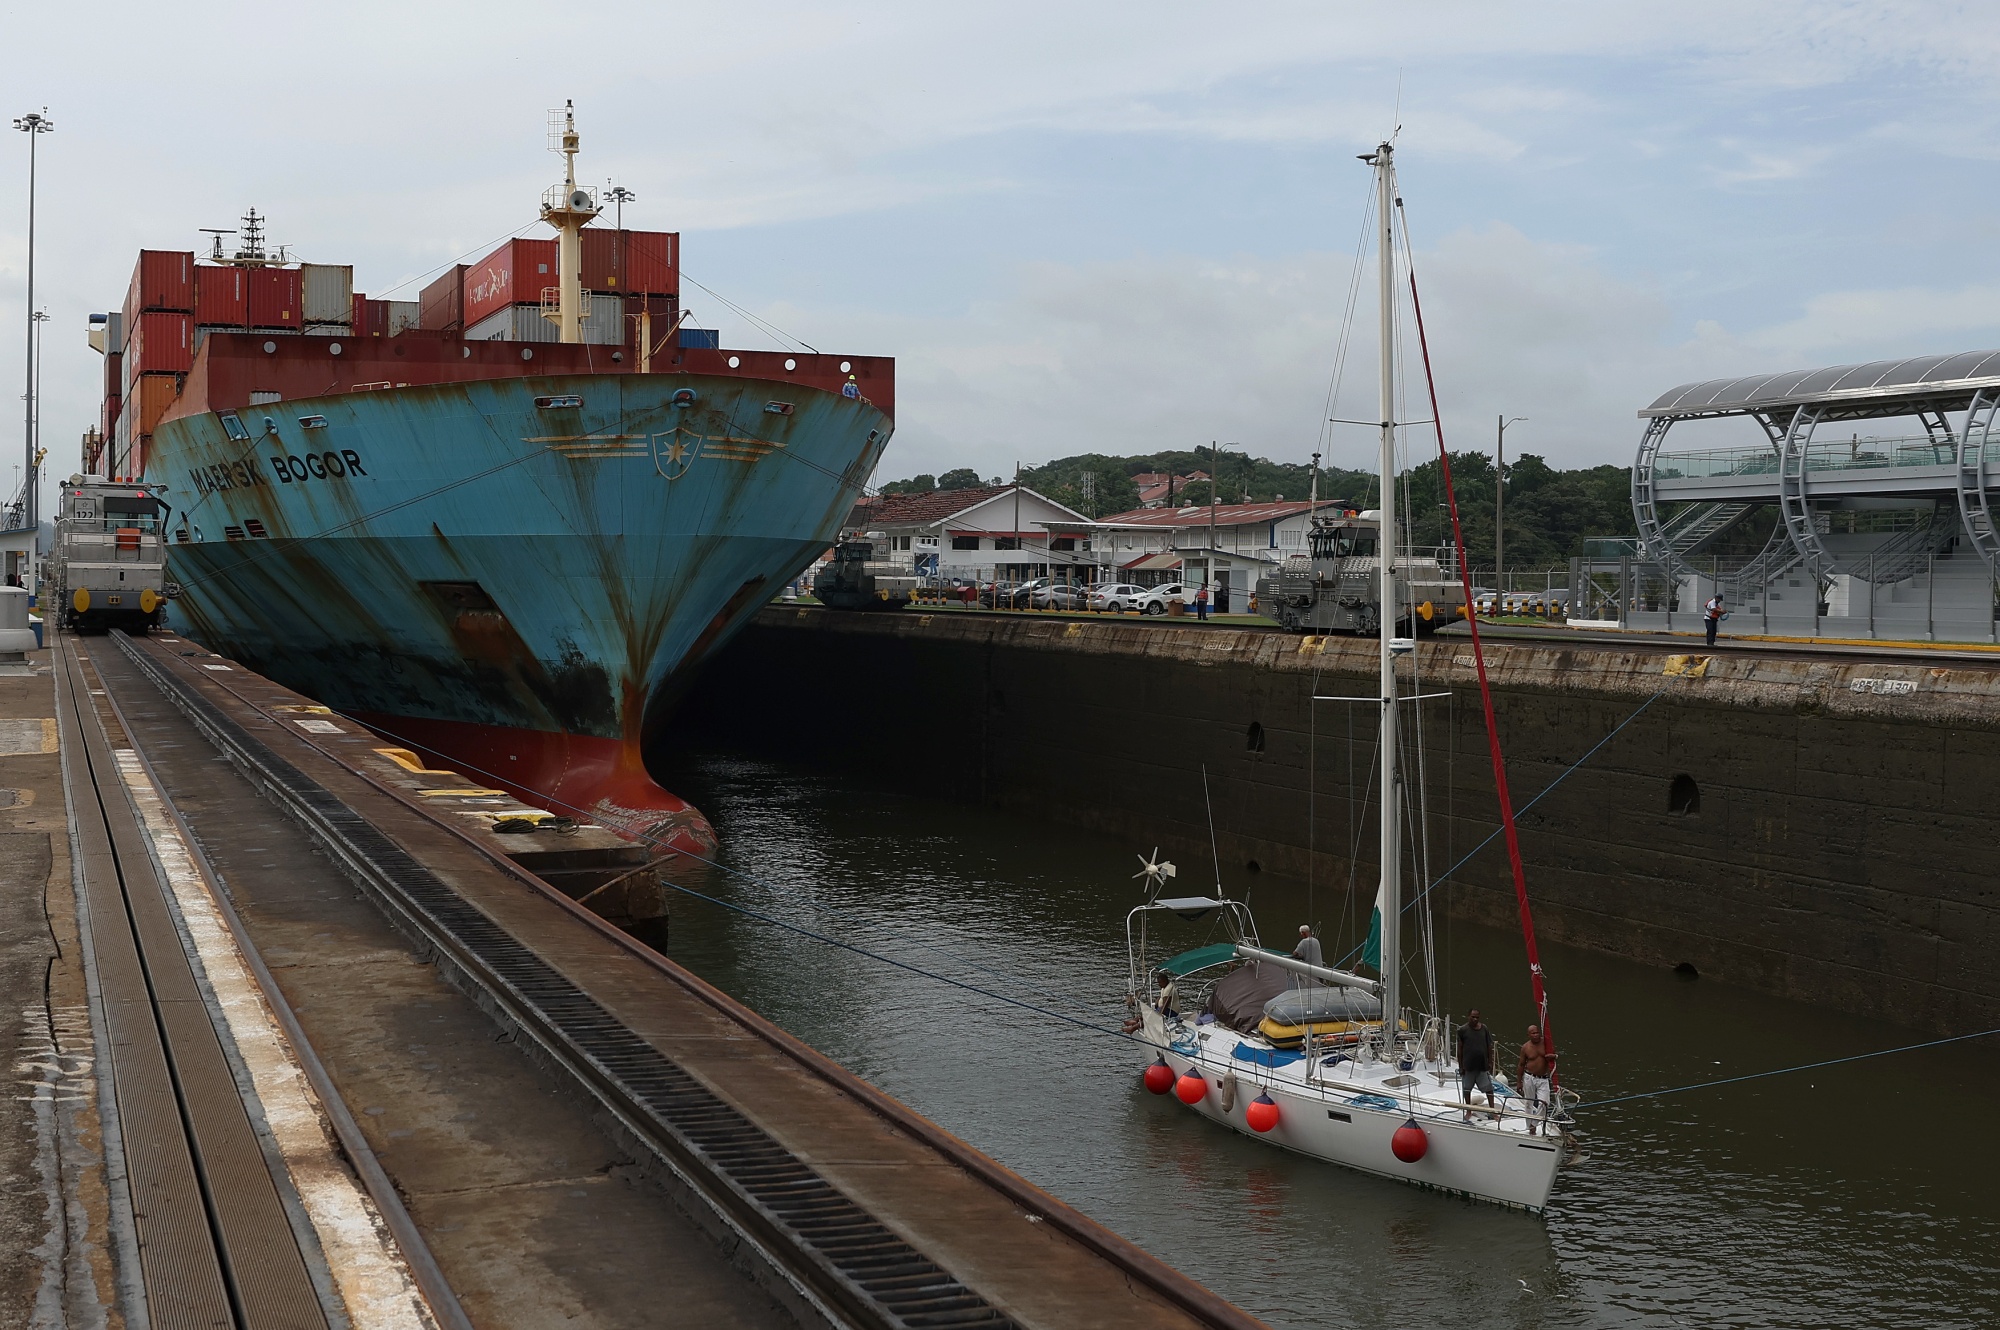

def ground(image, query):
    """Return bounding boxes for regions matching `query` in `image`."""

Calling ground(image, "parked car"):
[1134,583,1195,616]
[1090,583,1147,612]
[976,580,1026,608]
[1031,583,1091,609]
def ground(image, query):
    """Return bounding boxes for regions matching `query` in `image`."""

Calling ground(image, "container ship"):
[84,106,893,854]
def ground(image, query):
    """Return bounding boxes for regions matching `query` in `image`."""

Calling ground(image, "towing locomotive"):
[1255,512,1466,635]
[49,476,172,634]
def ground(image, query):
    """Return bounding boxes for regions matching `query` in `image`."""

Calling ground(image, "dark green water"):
[655,752,2000,1329]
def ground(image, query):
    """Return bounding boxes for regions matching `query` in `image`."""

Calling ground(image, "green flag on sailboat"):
[1362,877,1386,971]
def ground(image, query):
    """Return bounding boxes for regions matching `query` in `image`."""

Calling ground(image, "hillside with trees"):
[870,450,1637,570]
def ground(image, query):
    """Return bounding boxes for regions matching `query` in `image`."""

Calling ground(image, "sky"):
[6,0,2000,508]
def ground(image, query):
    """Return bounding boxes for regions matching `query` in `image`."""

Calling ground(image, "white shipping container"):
[303,324,352,336]
[385,301,420,337]
[465,305,556,344]
[300,264,355,325]
[464,295,624,346]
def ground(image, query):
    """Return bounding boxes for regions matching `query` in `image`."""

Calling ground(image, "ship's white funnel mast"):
[542,101,600,344]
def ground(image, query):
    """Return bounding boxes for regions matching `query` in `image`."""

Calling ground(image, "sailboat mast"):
[1374,140,1401,1050]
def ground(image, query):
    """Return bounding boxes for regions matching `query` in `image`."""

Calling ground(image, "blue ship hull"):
[149,372,889,845]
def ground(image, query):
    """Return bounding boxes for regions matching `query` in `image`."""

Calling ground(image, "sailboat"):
[1125,141,1572,1213]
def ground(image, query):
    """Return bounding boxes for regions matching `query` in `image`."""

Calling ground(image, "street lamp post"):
[1495,414,1526,598]
[14,109,52,555]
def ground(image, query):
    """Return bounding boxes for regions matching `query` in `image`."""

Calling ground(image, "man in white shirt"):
[1704,593,1725,647]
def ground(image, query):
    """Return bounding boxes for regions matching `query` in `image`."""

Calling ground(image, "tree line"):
[872,450,1637,570]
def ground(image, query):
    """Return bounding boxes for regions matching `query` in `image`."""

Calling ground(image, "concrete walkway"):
[0,646,123,1328]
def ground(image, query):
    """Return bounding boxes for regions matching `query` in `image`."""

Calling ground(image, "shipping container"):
[194,265,249,326]
[118,374,180,440]
[303,324,352,336]
[301,264,354,324]
[125,311,194,378]
[385,300,420,336]
[465,239,558,327]
[464,305,557,344]
[126,250,194,317]
[419,265,467,330]
[624,294,679,353]
[678,327,720,349]
[463,293,624,346]
[101,396,119,452]
[248,267,303,328]
[351,295,384,337]
[582,228,677,295]
[104,312,123,355]
[104,350,122,399]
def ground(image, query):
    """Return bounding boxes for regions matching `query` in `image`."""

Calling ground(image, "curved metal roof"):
[1641,350,2000,420]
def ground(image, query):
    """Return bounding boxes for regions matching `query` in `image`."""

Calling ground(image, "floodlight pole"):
[1496,414,1525,595]
[14,109,52,545]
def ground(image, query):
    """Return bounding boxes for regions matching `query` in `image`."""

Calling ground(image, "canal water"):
[655,751,2000,1329]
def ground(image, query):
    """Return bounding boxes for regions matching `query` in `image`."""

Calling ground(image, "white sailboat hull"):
[1150,1037,1564,1214]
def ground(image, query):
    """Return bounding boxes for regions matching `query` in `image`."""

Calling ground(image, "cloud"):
[855,223,1770,483]
[1748,283,2000,357]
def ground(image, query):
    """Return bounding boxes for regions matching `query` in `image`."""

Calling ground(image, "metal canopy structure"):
[1631,350,2000,612]
[1642,351,2000,422]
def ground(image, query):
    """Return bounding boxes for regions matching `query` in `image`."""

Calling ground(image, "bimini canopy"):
[1641,350,2000,423]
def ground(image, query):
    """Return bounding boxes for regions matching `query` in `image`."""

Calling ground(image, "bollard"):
[0,586,35,663]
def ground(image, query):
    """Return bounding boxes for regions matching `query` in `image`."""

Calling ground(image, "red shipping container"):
[127,250,194,316]
[465,238,558,326]
[625,294,680,353]
[126,311,194,377]
[582,228,676,295]
[194,265,248,326]
[104,350,122,398]
[351,294,383,337]
[420,265,467,330]
[101,395,119,450]
[248,267,303,328]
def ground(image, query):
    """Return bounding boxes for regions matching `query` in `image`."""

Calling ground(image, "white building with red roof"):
[846,484,1094,580]
[1045,500,1335,610]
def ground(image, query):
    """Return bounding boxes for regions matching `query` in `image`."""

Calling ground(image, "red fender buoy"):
[1391,1117,1428,1163]
[1175,1069,1208,1105]
[1245,1092,1280,1133]
[1143,1058,1176,1095]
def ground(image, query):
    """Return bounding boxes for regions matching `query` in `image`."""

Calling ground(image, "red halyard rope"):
[1402,259,1557,1086]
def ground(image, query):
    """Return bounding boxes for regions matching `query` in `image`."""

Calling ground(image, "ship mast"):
[542,101,600,344]
[1370,140,1401,1051]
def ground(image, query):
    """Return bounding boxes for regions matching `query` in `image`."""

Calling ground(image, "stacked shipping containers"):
[459,228,678,347]
[351,295,420,338]
[117,252,193,478]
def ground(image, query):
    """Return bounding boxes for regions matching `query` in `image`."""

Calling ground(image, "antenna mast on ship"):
[542,101,600,344]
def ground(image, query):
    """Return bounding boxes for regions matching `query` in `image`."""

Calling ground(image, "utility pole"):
[1496,414,1525,596]
[31,310,46,484]
[14,109,51,548]
[1013,461,1022,587]
[1208,441,1218,601]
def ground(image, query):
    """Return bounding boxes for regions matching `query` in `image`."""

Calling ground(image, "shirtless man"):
[1517,1024,1555,1134]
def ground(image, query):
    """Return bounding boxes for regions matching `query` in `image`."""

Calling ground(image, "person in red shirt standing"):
[1195,583,1210,621]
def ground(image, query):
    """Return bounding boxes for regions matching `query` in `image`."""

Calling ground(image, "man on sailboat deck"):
[1458,1010,1497,1121]
[1153,970,1179,1017]
[1518,1025,1555,1135]
[1293,925,1323,966]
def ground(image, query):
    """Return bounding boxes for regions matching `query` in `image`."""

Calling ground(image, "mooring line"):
[1573,1026,2000,1110]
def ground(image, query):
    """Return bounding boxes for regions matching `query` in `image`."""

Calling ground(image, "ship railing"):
[539,286,593,325]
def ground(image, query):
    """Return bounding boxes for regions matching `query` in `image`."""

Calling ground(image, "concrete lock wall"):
[672,608,2000,1037]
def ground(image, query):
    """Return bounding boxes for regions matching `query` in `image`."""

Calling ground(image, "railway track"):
[65,625,1260,1330]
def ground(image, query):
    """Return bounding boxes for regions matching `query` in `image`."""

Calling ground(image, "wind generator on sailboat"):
[1123,140,1574,1213]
